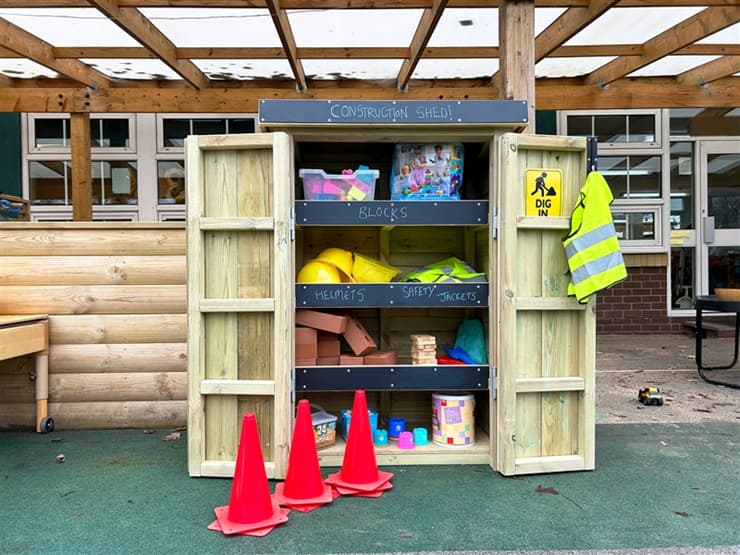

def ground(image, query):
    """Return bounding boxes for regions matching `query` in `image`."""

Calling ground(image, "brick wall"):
[596,266,692,334]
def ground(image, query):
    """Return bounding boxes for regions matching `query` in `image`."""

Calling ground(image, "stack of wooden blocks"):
[410,334,437,365]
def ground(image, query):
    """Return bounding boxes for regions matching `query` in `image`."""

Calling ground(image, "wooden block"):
[317,356,340,365]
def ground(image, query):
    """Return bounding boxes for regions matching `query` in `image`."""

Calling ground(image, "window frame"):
[27,113,136,154]
[558,109,662,149]
[155,113,258,154]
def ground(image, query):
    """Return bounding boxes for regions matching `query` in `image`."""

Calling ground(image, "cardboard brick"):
[364,350,398,365]
[342,317,377,356]
[317,356,340,365]
[295,309,349,334]
[295,326,318,360]
[295,357,317,367]
[317,331,341,357]
[340,354,364,365]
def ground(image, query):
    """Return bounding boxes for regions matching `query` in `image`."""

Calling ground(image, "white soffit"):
[413,59,499,79]
[82,59,183,80]
[192,60,295,80]
[565,7,705,45]
[288,9,422,48]
[629,56,721,77]
[536,57,616,78]
[138,8,282,47]
[302,59,403,80]
[0,59,58,79]
[0,8,139,46]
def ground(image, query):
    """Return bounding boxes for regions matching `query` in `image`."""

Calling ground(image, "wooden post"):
[499,0,536,131]
[70,112,92,221]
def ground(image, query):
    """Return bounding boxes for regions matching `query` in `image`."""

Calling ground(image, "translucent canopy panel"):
[428,9,500,47]
[302,59,402,81]
[192,60,295,81]
[83,59,182,80]
[697,23,740,44]
[0,59,58,79]
[413,58,498,80]
[0,8,139,47]
[535,57,616,79]
[138,8,282,47]
[288,9,421,48]
[566,7,705,45]
[629,56,721,78]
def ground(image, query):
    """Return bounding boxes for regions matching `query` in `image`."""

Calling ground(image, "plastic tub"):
[299,169,379,201]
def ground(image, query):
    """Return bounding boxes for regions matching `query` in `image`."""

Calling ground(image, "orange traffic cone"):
[274,399,334,512]
[209,413,289,536]
[325,390,393,495]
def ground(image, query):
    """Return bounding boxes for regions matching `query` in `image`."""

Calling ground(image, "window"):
[157,161,185,204]
[560,110,665,253]
[157,115,256,151]
[28,114,135,153]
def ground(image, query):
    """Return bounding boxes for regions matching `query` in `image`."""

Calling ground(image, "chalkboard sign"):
[259,99,528,125]
[296,200,488,225]
[296,283,488,308]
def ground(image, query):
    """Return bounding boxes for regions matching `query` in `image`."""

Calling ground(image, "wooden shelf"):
[294,364,489,392]
[316,429,490,467]
[296,282,488,308]
[295,200,489,226]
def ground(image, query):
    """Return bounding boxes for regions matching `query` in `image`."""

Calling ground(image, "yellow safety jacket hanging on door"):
[562,171,627,303]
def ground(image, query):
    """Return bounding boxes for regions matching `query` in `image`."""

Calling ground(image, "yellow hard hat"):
[296,259,342,283]
[353,254,400,283]
[316,248,356,282]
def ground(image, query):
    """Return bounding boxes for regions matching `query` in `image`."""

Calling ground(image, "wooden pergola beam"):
[498,0,536,128]
[3,0,739,6]
[585,6,740,87]
[535,0,619,61]
[0,17,111,87]
[86,0,210,90]
[397,0,448,91]
[676,56,740,86]
[70,112,92,221]
[1,79,739,112]
[264,0,307,92]
[41,43,740,61]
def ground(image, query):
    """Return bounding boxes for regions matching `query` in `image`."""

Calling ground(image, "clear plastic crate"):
[299,168,379,201]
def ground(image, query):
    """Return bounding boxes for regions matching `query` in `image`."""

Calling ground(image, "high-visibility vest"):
[563,171,627,303]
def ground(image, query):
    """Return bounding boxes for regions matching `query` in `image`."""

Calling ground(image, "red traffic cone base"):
[325,390,393,493]
[209,413,289,536]
[209,506,290,537]
[273,399,334,511]
[332,480,393,498]
[212,500,288,536]
[274,481,334,511]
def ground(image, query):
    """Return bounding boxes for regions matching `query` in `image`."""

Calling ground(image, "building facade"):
[2,108,738,333]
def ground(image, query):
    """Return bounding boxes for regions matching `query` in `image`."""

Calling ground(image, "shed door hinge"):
[290,208,295,242]
[491,206,498,239]
[491,365,497,400]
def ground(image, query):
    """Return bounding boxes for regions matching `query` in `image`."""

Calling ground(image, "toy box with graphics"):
[391,143,464,200]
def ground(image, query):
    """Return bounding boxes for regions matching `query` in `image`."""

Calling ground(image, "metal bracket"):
[586,136,598,173]
[491,366,497,400]
[289,208,295,241]
[491,206,498,239]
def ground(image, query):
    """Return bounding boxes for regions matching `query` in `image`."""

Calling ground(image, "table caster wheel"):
[39,417,54,433]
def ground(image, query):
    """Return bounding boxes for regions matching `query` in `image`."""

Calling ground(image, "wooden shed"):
[0,1,738,473]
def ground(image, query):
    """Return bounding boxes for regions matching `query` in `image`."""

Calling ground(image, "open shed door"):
[186,133,293,478]
[496,133,595,476]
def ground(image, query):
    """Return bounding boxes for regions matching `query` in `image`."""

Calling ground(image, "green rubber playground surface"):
[1,423,738,554]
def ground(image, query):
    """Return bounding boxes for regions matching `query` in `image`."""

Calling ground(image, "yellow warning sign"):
[525,168,562,217]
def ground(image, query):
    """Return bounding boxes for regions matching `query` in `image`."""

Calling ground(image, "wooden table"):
[0,314,53,432]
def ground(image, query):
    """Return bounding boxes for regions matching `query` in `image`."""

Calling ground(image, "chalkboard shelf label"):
[296,200,488,225]
[296,283,488,308]
[294,364,489,392]
[260,99,528,126]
